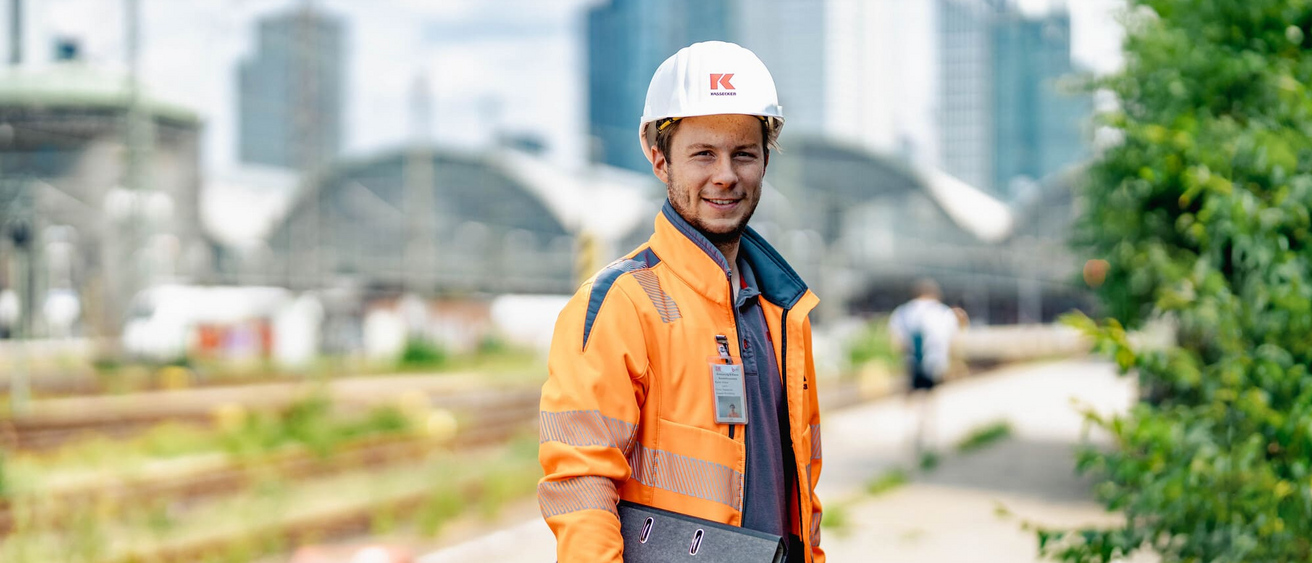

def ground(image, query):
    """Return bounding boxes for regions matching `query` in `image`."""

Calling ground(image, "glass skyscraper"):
[991,9,1090,197]
[938,0,995,193]
[238,8,345,171]
[937,0,1090,197]
[586,0,735,173]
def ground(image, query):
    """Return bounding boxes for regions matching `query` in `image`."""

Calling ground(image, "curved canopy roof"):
[0,66,199,124]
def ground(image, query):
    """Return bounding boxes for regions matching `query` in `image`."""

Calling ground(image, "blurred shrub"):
[140,422,215,458]
[1042,1,1312,561]
[220,393,416,459]
[477,333,510,355]
[91,356,122,374]
[845,317,899,371]
[282,393,337,457]
[399,338,448,369]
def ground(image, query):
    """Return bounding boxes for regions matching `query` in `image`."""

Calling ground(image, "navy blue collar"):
[660,200,809,309]
[661,201,732,273]
[735,255,761,308]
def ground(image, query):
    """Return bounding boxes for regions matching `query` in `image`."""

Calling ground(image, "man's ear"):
[651,146,671,184]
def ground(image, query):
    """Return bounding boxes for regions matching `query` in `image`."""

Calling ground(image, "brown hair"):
[653,117,781,163]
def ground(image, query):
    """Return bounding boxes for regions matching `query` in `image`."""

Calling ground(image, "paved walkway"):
[419,360,1152,563]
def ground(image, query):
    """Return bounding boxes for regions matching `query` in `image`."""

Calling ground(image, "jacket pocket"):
[630,417,745,519]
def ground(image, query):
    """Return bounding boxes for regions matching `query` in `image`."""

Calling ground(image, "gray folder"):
[618,500,786,563]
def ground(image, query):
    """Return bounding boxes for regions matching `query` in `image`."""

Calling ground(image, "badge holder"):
[711,335,747,426]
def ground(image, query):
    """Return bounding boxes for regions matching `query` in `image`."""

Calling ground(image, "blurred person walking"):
[0,287,17,339]
[537,41,825,562]
[889,279,964,457]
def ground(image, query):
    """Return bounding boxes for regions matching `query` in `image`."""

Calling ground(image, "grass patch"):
[955,420,1014,454]
[866,468,910,496]
[6,394,422,497]
[844,316,900,373]
[820,502,850,536]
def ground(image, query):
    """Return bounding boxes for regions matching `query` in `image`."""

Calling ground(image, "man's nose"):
[710,155,738,187]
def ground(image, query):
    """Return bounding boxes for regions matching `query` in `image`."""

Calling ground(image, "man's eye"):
[735,152,758,159]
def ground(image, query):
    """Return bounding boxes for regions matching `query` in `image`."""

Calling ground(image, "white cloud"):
[1069,0,1126,75]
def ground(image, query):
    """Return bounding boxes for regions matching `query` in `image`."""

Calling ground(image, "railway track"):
[101,449,536,563]
[0,375,539,452]
[0,387,542,540]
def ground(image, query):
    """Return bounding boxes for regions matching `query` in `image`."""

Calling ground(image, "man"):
[538,41,825,562]
[889,278,964,455]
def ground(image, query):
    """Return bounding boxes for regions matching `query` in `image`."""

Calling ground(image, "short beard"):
[700,224,745,246]
[667,178,753,248]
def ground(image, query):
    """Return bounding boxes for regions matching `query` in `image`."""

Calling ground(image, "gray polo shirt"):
[735,255,796,539]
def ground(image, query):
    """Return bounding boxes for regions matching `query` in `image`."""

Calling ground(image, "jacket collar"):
[734,255,761,308]
[652,200,810,310]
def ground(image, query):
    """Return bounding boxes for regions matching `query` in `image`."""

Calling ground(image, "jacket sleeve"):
[803,317,826,563]
[538,279,648,563]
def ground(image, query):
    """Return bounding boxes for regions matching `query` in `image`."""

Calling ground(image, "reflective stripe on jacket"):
[538,202,825,562]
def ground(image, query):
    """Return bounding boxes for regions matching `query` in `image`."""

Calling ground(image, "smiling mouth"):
[704,198,740,207]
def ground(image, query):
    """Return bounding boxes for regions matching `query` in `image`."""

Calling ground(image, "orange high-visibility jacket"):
[538,203,825,562]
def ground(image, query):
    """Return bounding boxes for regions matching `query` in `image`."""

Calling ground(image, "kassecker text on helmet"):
[709,73,736,95]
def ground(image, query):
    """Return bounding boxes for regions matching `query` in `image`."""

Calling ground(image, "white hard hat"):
[639,41,784,163]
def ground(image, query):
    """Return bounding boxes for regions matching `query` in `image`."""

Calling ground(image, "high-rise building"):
[238,7,345,171]
[937,0,1089,197]
[825,0,938,165]
[990,7,1089,197]
[937,0,995,192]
[586,0,830,172]
[737,0,826,136]
[586,0,735,173]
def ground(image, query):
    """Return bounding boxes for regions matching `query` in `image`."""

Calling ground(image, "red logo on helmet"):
[709,73,735,90]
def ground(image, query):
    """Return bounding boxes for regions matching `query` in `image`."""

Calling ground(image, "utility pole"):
[403,73,436,294]
[8,0,20,65]
[3,0,25,411]
[289,2,324,291]
[116,0,154,333]
[6,204,32,414]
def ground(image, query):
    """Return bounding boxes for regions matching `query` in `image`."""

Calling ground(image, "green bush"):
[1042,1,1312,562]
[399,338,448,369]
[477,333,510,355]
[845,317,900,371]
[218,394,415,460]
[282,393,337,457]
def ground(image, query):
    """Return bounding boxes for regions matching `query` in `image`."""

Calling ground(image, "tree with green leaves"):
[1042,1,1312,561]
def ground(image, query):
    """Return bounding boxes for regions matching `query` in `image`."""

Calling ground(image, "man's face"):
[651,114,768,245]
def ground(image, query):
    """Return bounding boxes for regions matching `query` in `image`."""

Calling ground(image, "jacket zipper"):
[781,307,810,558]
[728,271,738,441]
[729,272,748,526]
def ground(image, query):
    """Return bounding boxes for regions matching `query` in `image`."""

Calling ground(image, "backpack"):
[909,329,926,369]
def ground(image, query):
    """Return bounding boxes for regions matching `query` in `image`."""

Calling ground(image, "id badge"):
[711,361,748,425]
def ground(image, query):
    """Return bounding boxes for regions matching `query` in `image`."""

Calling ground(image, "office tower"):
[737,0,827,136]
[937,0,1089,196]
[586,0,735,173]
[238,7,345,171]
[991,7,1089,197]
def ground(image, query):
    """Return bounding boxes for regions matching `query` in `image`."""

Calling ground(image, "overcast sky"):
[7,0,1123,174]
